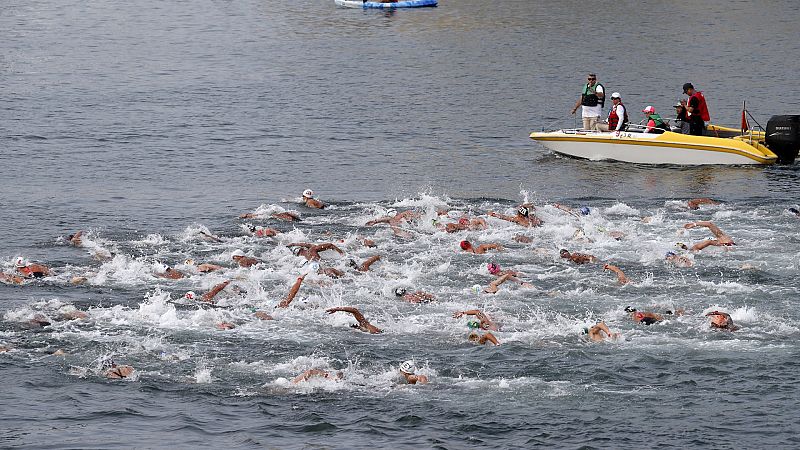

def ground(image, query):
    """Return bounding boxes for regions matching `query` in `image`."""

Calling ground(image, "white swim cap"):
[386,208,397,216]
[231,249,245,258]
[14,256,26,268]
[302,189,314,198]
[399,360,416,375]
[184,291,196,300]
[184,258,195,266]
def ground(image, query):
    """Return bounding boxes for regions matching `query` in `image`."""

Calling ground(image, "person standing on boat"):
[571,73,604,130]
[682,83,710,136]
[595,92,627,132]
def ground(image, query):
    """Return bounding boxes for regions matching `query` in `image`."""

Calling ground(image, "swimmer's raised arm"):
[326,306,382,334]
[484,273,513,294]
[312,243,344,255]
[278,274,306,308]
[479,332,500,346]
[365,217,392,226]
[202,280,231,303]
[603,264,630,284]
[357,255,381,272]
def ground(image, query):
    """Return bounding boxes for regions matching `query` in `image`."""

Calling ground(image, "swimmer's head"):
[348,259,358,268]
[302,189,314,199]
[468,332,480,342]
[624,306,636,313]
[184,291,196,301]
[581,327,589,335]
[292,247,303,256]
[517,206,529,217]
[14,256,26,268]
[231,249,245,258]
[487,262,501,275]
[184,258,195,266]
[394,287,407,297]
[458,217,469,226]
[580,206,591,216]
[399,360,416,375]
[789,207,800,216]
[386,208,397,217]
[559,249,570,258]
[459,240,471,250]
[665,251,676,258]
[675,242,688,250]
[248,224,257,233]
[467,320,481,329]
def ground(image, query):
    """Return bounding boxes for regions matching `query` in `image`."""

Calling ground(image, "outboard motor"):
[765,115,800,163]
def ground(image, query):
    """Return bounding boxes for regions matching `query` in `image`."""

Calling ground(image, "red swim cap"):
[460,240,470,250]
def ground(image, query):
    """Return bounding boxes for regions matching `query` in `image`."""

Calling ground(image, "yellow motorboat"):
[529,115,799,165]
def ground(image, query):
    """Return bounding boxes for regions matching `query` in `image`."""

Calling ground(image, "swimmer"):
[585,322,619,342]
[60,309,89,320]
[559,249,597,264]
[278,274,307,308]
[683,221,735,250]
[687,198,720,210]
[272,212,302,222]
[292,368,343,384]
[348,255,382,272]
[0,272,26,285]
[361,238,377,248]
[301,189,325,209]
[603,264,629,284]
[399,360,428,384]
[254,311,274,320]
[665,251,694,267]
[325,306,382,334]
[231,250,261,268]
[247,224,280,238]
[197,230,223,243]
[14,257,51,278]
[706,310,739,331]
[788,207,800,217]
[287,242,345,261]
[488,204,542,227]
[468,331,500,346]
[624,306,663,325]
[483,272,532,293]
[365,210,420,227]
[394,287,435,303]
[443,216,488,233]
[459,240,503,254]
[553,203,591,217]
[103,360,135,379]
[184,279,231,304]
[27,314,51,328]
[154,266,186,280]
[184,259,224,273]
[215,321,236,330]
[453,309,498,331]
[67,230,84,247]
[513,234,532,243]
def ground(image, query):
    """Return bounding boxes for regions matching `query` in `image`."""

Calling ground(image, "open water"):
[2,0,800,448]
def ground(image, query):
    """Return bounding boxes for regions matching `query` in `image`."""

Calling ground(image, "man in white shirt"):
[571,73,604,130]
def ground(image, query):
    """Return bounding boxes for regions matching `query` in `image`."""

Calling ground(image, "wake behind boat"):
[530,115,800,165]
[335,0,437,8]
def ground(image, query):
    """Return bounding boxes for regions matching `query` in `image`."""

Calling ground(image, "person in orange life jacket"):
[571,73,605,130]
[642,106,670,134]
[683,82,710,136]
[595,92,628,132]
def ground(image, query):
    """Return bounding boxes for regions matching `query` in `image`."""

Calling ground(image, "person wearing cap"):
[571,73,605,130]
[706,310,739,331]
[247,224,280,238]
[459,240,503,255]
[487,204,542,227]
[232,250,261,268]
[559,248,597,265]
[399,360,429,384]
[641,106,669,133]
[286,242,345,261]
[301,189,325,209]
[453,309,498,331]
[393,287,435,303]
[595,92,628,132]
[625,306,664,325]
[585,321,619,342]
[665,251,694,267]
[682,83,710,136]
[672,101,690,134]
[325,306,382,334]
[14,257,51,279]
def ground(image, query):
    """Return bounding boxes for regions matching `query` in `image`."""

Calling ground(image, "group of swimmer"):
[1,188,774,383]
[572,72,710,135]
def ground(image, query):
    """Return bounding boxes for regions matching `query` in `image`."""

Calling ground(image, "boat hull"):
[529,130,777,165]
[335,0,437,8]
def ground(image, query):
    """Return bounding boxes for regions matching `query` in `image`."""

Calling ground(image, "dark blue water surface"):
[2,0,800,448]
